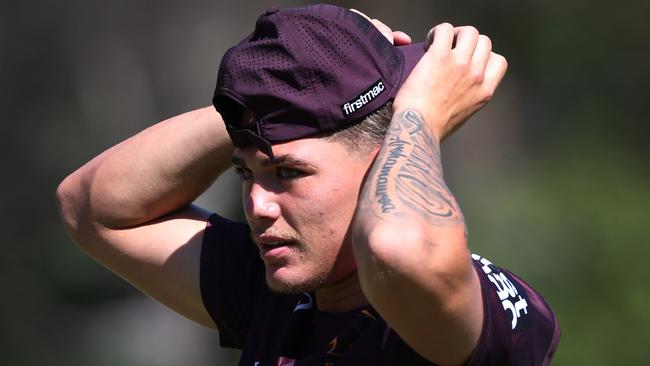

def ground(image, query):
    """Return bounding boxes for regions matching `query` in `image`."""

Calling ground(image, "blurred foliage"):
[2,0,648,365]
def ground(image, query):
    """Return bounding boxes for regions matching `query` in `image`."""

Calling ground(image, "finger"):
[425,23,455,52]
[350,8,371,21]
[350,9,394,44]
[392,31,412,46]
[371,18,394,44]
[483,52,508,95]
[471,35,492,71]
[453,26,479,60]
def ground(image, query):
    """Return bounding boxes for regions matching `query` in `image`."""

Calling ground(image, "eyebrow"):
[231,154,316,169]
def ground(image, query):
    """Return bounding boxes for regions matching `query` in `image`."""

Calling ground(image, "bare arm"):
[352,24,507,365]
[54,13,419,332]
[56,106,233,328]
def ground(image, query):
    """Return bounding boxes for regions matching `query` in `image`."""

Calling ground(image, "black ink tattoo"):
[375,135,409,213]
[367,110,464,226]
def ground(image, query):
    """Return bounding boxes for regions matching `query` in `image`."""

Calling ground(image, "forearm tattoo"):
[364,110,464,226]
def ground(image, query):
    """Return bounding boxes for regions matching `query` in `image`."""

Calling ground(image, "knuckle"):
[463,25,479,36]
[498,54,508,68]
[437,22,454,31]
[493,54,508,71]
[479,34,492,49]
[472,68,485,83]
[479,34,492,42]
[483,90,494,102]
[453,54,470,68]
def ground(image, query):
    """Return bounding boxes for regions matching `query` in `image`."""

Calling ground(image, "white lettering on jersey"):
[472,253,529,330]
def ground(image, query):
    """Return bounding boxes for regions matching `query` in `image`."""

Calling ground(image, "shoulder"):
[205,213,252,237]
[200,213,266,347]
[201,213,257,273]
[201,213,258,262]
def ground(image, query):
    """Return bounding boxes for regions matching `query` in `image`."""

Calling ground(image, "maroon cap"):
[213,4,425,157]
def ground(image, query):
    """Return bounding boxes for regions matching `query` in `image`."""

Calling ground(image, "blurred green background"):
[2,0,648,364]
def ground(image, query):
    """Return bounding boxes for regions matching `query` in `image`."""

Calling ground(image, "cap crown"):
[213,4,423,157]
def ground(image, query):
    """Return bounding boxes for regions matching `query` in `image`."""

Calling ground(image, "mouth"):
[257,238,297,260]
[259,239,295,250]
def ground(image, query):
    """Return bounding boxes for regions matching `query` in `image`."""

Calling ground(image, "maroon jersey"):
[201,214,560,365]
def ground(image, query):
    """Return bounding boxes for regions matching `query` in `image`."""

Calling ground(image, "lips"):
[262,240,289,247]
[254,233,297,260]
[259,240,295,261]
[259,240,293,251]
[255,232,293,245]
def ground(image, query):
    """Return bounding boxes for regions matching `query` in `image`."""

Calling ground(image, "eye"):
[234,166,253,180]
[277,167,305,179]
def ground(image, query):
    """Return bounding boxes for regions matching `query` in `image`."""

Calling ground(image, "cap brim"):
[397,42,426,89]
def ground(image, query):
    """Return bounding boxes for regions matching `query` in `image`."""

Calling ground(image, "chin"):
[265,266,328,294]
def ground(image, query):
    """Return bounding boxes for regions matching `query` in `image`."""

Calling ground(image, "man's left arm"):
[351,24,507,366]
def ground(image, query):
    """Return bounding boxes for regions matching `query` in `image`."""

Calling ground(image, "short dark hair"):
[326,101,393,156]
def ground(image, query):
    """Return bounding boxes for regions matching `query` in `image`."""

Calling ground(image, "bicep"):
[389,254,483,366]
[77,204,217,328]
[356,227,483,366]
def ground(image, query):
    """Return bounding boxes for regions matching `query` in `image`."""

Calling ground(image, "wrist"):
[391,104,444,143]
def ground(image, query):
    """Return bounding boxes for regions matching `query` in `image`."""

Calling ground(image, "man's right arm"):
[56,106,233,328]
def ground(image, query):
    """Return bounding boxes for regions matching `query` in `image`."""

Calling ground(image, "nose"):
[244,181,281,222]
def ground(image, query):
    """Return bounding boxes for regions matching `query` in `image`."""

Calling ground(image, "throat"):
[314,271,368,312]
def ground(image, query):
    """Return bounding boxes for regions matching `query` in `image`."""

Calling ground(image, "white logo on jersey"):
[472,254,529,330]
[293,293,313,312]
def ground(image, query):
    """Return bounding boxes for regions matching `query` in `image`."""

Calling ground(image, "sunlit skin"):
[231,137,376,311]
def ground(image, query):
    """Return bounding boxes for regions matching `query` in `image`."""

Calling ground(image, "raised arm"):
[56,106,233,328]
[352,24,507,365]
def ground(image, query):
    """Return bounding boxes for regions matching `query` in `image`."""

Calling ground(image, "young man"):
[57,4,560,365]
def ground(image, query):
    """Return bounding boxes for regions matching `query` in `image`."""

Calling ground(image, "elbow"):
[352,222,471,304]
[56,175,76,231]
[353,223,425,273]
[56,173,92,243]
[352,223,425,292]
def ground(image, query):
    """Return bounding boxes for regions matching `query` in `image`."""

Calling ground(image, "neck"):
[315,270,368,313]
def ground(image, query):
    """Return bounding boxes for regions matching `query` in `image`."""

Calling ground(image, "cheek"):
[287,165,366,244]
[315,186,359,238]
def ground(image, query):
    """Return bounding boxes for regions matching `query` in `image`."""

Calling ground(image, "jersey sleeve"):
[466,254,561,366]
[200,213,265,349]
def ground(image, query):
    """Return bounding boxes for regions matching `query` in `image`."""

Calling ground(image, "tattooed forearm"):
[375,135,409,213]
[366,110,464,225]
